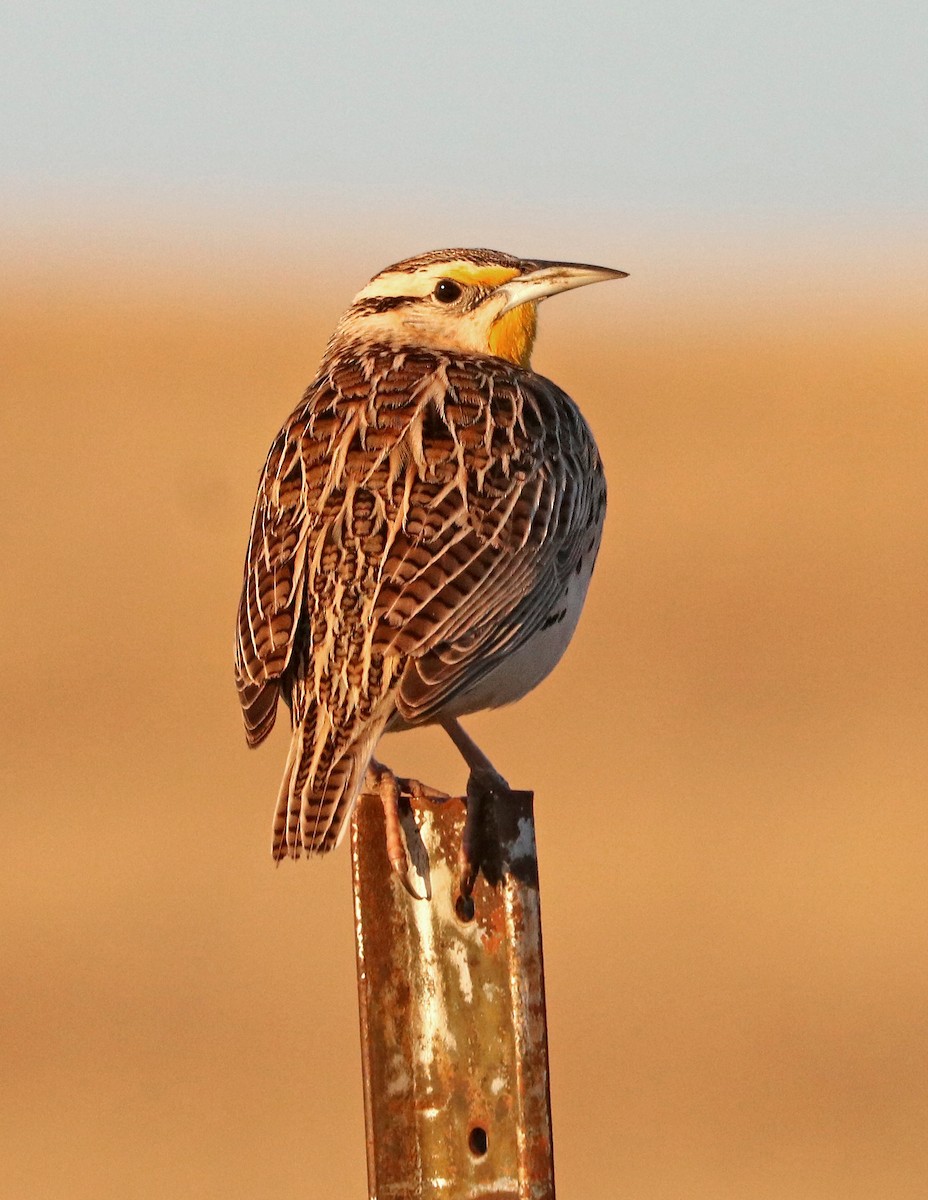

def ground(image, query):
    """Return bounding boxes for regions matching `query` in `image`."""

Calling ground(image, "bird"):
[234,247,625,895]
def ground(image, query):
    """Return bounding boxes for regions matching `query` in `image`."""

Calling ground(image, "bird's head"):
[329,248,627,367]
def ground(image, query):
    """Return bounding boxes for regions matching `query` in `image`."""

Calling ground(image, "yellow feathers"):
[488,301,538,367]
[444,263,520,290]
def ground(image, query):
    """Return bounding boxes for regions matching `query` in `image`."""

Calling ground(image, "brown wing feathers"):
[234,426,309,746]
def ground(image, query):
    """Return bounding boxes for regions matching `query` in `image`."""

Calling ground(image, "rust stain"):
[351,790,555,1199]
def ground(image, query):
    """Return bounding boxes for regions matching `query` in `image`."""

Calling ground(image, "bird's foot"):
[365,759,408,878]
[365,760,442,899]
[458,764,512,903]
[397,777,452,805]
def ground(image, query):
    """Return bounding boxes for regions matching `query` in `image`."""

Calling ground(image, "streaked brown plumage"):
[234,248,625,869]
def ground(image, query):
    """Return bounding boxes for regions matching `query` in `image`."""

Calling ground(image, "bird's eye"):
[433,279,463,304]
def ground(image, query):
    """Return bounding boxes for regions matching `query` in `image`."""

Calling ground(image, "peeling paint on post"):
[351,789,555,1200]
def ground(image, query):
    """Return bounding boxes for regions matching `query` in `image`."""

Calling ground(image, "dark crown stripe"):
[350,295,420,314]
[378,247,523,276]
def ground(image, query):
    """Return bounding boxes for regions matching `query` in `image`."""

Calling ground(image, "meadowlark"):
[235,248,625,894]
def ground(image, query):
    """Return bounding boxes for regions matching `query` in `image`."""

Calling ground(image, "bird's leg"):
[364,760,448,899]
[365,759,409,882]
[441,718,512,898]
[442,718,511,791]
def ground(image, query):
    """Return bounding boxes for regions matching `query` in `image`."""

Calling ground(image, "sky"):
[3,1,926,270]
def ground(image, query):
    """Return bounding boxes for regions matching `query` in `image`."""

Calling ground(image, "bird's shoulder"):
[275,341,598,493]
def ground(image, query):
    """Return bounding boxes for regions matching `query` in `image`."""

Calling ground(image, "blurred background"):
[3,4,927,1197]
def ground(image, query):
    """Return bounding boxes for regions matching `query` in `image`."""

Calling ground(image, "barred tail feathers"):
[272,707,391,860]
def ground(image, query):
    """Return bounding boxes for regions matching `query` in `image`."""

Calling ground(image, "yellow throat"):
[488,301,538,368]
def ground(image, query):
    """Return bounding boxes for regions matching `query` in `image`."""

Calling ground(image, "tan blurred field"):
[2,253,927,1199]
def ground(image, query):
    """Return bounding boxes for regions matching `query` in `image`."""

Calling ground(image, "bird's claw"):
[456,766,512,900]
[388,850,429,900]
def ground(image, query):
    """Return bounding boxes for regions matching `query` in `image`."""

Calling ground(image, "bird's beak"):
[496,260,628,314]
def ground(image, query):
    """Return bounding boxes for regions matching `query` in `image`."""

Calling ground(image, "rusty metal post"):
[351,789,555,1199]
